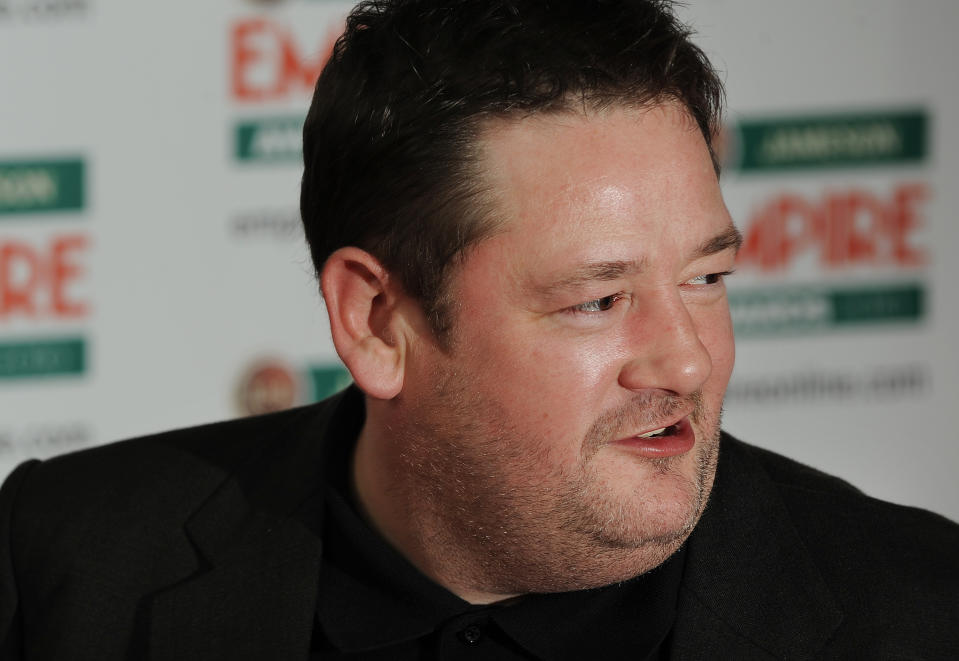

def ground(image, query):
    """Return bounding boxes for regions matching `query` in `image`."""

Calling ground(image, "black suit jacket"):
[1,388,957,660]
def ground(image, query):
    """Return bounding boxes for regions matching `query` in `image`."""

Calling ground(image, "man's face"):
[395,103,738,594]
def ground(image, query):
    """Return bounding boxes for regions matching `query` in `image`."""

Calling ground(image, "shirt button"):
[459,624,483,645]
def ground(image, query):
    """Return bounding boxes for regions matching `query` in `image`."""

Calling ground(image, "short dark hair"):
[301,0,723,337]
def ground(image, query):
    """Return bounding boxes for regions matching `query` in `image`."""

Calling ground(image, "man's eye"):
[685,271,733,286]
[569,294,621,313]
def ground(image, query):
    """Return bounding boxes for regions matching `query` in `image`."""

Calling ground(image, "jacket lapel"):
[146,392,352,661]
[670,435,844,660]
[148,506,323,661]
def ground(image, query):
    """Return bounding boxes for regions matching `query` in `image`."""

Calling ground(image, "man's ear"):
[320,247,407,400]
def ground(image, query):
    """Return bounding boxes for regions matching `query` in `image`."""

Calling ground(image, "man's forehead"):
[477,104,713,200]
[472,105,728,237]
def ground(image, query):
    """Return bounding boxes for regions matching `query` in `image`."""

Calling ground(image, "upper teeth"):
[637,427,667,438]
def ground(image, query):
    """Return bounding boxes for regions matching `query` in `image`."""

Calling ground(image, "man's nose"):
[617,289,712,397]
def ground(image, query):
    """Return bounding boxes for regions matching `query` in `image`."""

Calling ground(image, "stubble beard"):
[394,370,722,597]
[557,390,719,550]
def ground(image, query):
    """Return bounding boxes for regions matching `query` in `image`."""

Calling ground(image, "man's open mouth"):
[635,424,680,439]
[613,417,696,458]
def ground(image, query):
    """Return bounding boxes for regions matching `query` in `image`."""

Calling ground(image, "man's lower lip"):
[613,418,695,458]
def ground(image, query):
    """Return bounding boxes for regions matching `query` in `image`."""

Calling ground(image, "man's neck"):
[351,417,519,605]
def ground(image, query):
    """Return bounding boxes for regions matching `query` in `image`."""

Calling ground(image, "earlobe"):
[320,247,405,400]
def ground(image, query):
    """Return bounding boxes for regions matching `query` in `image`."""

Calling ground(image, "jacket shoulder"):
[725,437,959,655]
[732,437,958,541]
[13,404,322,515]
[1,402,334,585]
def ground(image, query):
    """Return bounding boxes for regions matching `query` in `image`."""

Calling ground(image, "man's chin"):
[583,432,718,549]
[599,490,704,550]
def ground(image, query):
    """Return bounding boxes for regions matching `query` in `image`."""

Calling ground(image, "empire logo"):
[231,18,339,102]
[737,183,927,272]
[0,233,89,376]
[0,234,89,320]
[729,183,929,337]
[0,157,89,379]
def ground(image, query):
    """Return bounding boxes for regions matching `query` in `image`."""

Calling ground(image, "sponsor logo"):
[235,116,303,162]
[234,358,351,415]
[1,234,89,320]
[231,18,338,102]
[0,336,85,379]
[0,421,92,460]
[737,183,927,271]
[729,282,923,337]
[235,359,300,415]
[726,363,928,404]
[731,181,929,336]
[730,110,927,172]
[308,364,352,401]
[230,207,302,240]
[0,158,85,216]
[0,0,88,20]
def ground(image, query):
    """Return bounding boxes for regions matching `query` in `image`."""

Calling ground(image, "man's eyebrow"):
[532,227,741,298]
[534,259,644,297]
[694,224,743,258]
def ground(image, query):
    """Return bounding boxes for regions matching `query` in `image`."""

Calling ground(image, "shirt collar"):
[490,547,686,660]
[316,477,470,650]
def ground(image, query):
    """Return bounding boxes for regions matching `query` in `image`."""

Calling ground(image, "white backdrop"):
[1,0,957,520]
